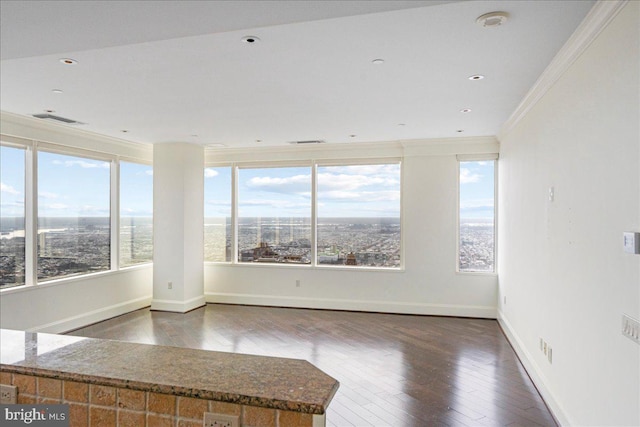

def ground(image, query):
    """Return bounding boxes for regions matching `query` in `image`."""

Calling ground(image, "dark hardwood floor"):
[68,304,556,427]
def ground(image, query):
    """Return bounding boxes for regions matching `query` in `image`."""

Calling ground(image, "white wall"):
[205,138,499,318]
[0,113,154,333]
[0,267,152,333]
[498,2,639,425]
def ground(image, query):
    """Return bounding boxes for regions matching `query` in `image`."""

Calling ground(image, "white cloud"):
[460,168,481,184]
[0,182,20,195]
[318,190,400,203]
[322,164,398,175]
[317,173,398,191]
[246,174,310,192]
[39,191,59,199]
[53,159,110,169]
[204,168,219,178]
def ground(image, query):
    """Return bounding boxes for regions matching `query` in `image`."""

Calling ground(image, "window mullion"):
[25,144,37,286]
[311,163,317,266]
[111,159,120,271]
[231,165,238,263]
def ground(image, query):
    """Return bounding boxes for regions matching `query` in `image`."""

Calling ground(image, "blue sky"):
[0,146,153,218]
[204,164,401,218]
[0,146,25,217]
[2,146,490,220]
[459,161,495,220]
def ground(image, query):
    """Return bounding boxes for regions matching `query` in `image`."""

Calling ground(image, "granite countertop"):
[0,329,339,414]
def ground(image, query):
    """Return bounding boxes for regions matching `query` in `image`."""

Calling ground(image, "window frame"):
[0,143,27,289]
[36,148,113,282]
[0,136,153,292]
[204,158,403,270]
[119,159,154,268]
[456,154,498,275]
[236,162,313,265]
[203,164,234,263]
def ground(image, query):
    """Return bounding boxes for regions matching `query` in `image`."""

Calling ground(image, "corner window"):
[37,151,111,281]
[458,160,495,273]
[0,145,26,289]
[120,161,153,267]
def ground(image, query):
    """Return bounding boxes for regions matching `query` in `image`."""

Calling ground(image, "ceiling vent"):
[288,140,326,145]
[32,113,84,125]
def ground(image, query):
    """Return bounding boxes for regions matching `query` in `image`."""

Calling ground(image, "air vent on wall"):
[288,140,326,145]
[32,113,84,125]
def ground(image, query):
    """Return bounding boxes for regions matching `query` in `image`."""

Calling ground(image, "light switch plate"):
[623,232,640,254]
[622,314,640,344]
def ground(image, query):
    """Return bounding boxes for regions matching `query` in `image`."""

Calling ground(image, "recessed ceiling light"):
[398,123,406,127]
[255,139,262,143]
[476,11,509,28]
[45,109,55,113]
[372,59,385,65]
[241,36,260,44]
[121,130,129,133]
[59,58,78,65]
[51,89,63,94]
[468,75,484,81]
[460,108,472,113]
[457,130,464,133]
[349,134,357,138]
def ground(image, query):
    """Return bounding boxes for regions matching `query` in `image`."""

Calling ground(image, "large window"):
[237,166,311,264]
[204,166,232,262]
[205,161,402,269]
[317,163,401,268]
[120,161,153,267]
[459,160,495,273]
[37,151,111,281]
[0,145,26,289]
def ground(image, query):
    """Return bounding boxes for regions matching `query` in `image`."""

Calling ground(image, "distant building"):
[345,252,357,266]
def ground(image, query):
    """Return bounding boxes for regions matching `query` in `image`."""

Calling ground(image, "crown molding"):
[205,136,499,163]
[498,0,628,140]
[1,110,153,160]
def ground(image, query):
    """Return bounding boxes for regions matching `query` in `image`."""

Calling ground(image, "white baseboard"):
[497,310,569,426]
[205,292,496,319]
[150,295,206,313]
[31,296,152,334]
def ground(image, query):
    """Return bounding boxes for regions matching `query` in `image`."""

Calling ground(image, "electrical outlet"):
[543,341,547,356]
[168,281,172,290]
[0,384,17,404]
[539,338,543,351]
[622,314,640,344]
[548,346,553,364]
[203,412,239,427]
[295,279,301,287]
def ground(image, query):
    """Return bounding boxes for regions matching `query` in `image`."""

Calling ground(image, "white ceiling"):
[0,0,594,148]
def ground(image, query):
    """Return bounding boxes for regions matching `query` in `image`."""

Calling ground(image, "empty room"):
[0,1,638,426]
